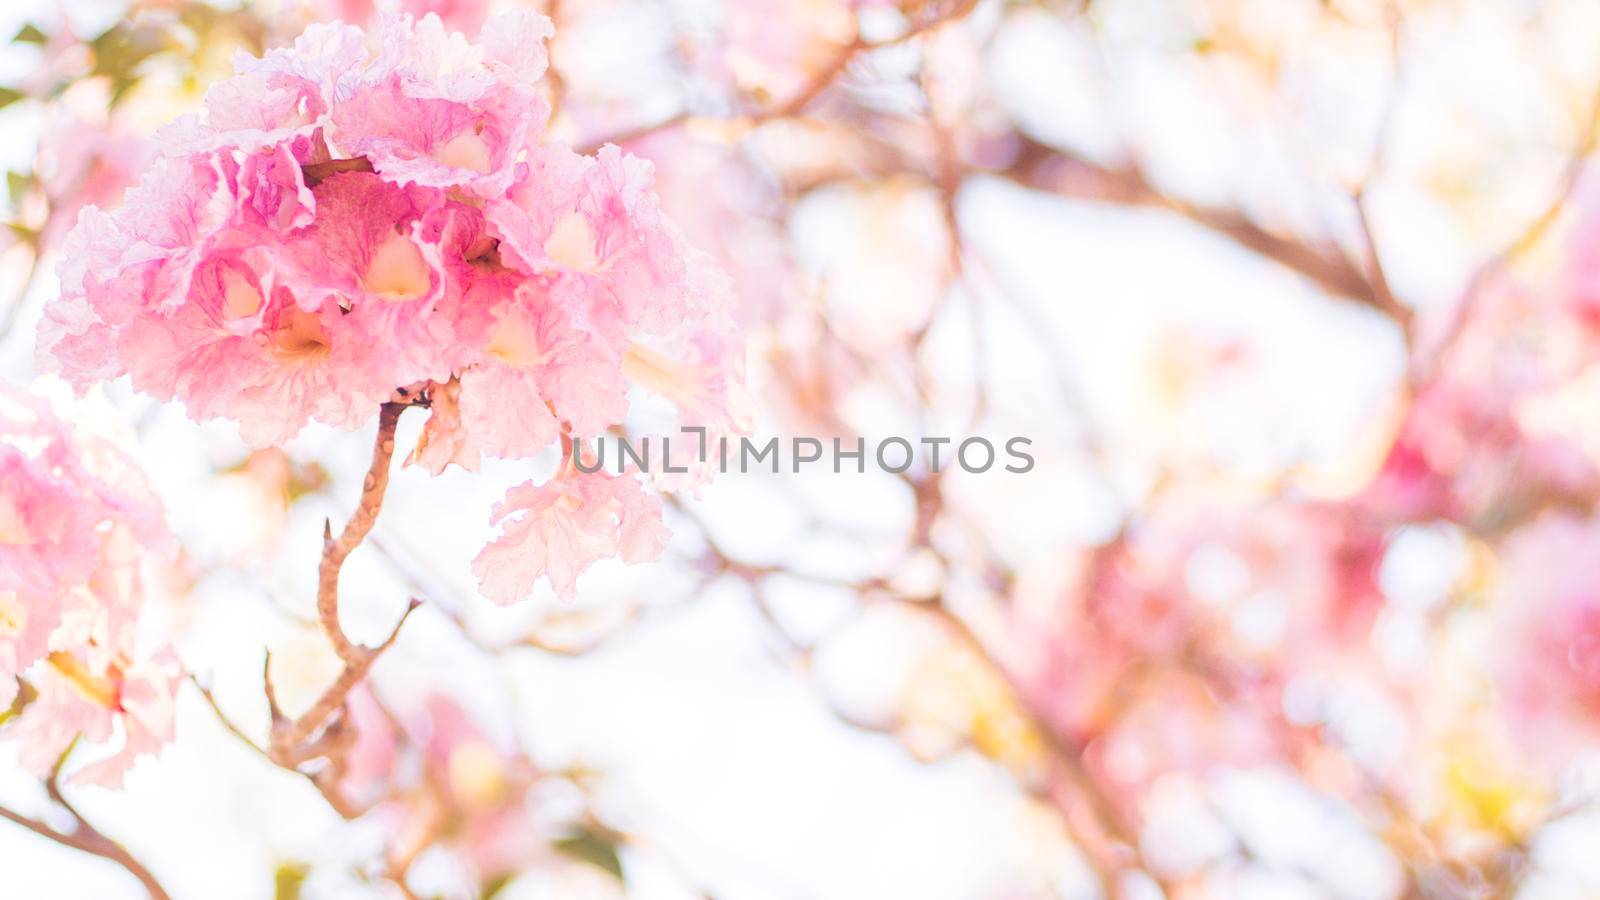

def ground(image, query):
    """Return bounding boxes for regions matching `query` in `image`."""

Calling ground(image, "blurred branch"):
[1414,83,1600,385]
[191,675,368,820]
[998,133,1411,328]
[670,481,1174,898]
[0,805,170,900]
[0,748,171,900]
[544,0,568,122]
[578,0,981,153]
[1351,3,1413,345]
[1352,191,1410,339]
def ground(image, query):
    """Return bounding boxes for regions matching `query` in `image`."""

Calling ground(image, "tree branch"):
[577,0,980,153]
[268,398,423,767]
[301,156,375,187]
[997,133,1407,325]
[317,400,409,666]
[0,788,170,900]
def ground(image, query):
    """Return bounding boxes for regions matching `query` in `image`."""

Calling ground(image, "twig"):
[0,749,171,899]
[191,674,270,756]
[544,0,568,122]
[269,597,420,762]
[0,805,171,900]
[1353,190,1413,338]
[1350,3,1416,344]
[999,134,1396,322]
[1414,83,1600,385]
[578,0,980,153]
[302,156,375,187]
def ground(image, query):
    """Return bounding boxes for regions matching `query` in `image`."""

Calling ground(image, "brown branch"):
[317,401,409,666]
[0,806,170,900]
[301,156,375,187]
[270,597,419,763]
[192,675,369,819]
[1413,84,1600,385]
[672,493,1160,898]
[577,0,981,153]
[761,0,978,123]
[0,756,172,900]
[267,398,423,768]
[192,674,269,754]
[1353,190,1414,336]
[544,0,568,122]
[1347,7,1415,345]
[997,133,1400,322]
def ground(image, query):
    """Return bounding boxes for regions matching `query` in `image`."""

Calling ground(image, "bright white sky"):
[2,0,1600,898]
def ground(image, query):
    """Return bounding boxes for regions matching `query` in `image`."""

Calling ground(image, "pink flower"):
[622,326,756,493]
[458,283,629,458]
[709,0,856,101]
[1491,512,1600,767]
[159,22,367,155]
[1364,264,1600,528]
[337,684,400,808]
[473,469,670,603]
[624,127,800,328]
[9,17,92,101]
[405,377,479,475]
[357,691,546,882]
[328,12,553,197]
[31,115,157,253]
[1006,492,1392,805]
[0,384,180,787]
[487,144,727,335]
[39,11,749,603]
[11,647,184,787]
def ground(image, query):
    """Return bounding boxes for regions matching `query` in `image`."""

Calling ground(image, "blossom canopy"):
[37,10,752,603]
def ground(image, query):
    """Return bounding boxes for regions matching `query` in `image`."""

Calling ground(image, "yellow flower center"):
[221,268,264,320]
[47,651,119,710]
[447,739,509,812]
[364,232,431,301]
[271,308,332,361]
[543,211,600,273]
[621,342,705,410]
[0,591,25,634]
[485,309,547,368]
[434,131,493,175]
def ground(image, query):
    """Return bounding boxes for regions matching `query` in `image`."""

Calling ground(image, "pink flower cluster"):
[1009,496,1384,799]
[340,688,550,882]
[0,386,180,786]
[1491,512,1600,767]
[39,13,751,602]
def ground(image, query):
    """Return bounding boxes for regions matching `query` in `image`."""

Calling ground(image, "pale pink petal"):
[472,470,668,604]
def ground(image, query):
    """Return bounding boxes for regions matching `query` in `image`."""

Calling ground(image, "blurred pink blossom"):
[0,384,180,786]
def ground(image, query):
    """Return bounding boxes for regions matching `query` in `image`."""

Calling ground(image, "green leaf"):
[479,872,515,900]
[178,3,228,47]
[5,222,38,245]
[0,678,36,726]
[552,826,624,881]
[7,170,33,203]
[0,87,23,111]
[273,862,308,900]
[90,22,175,105]
[13,24,48,45]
